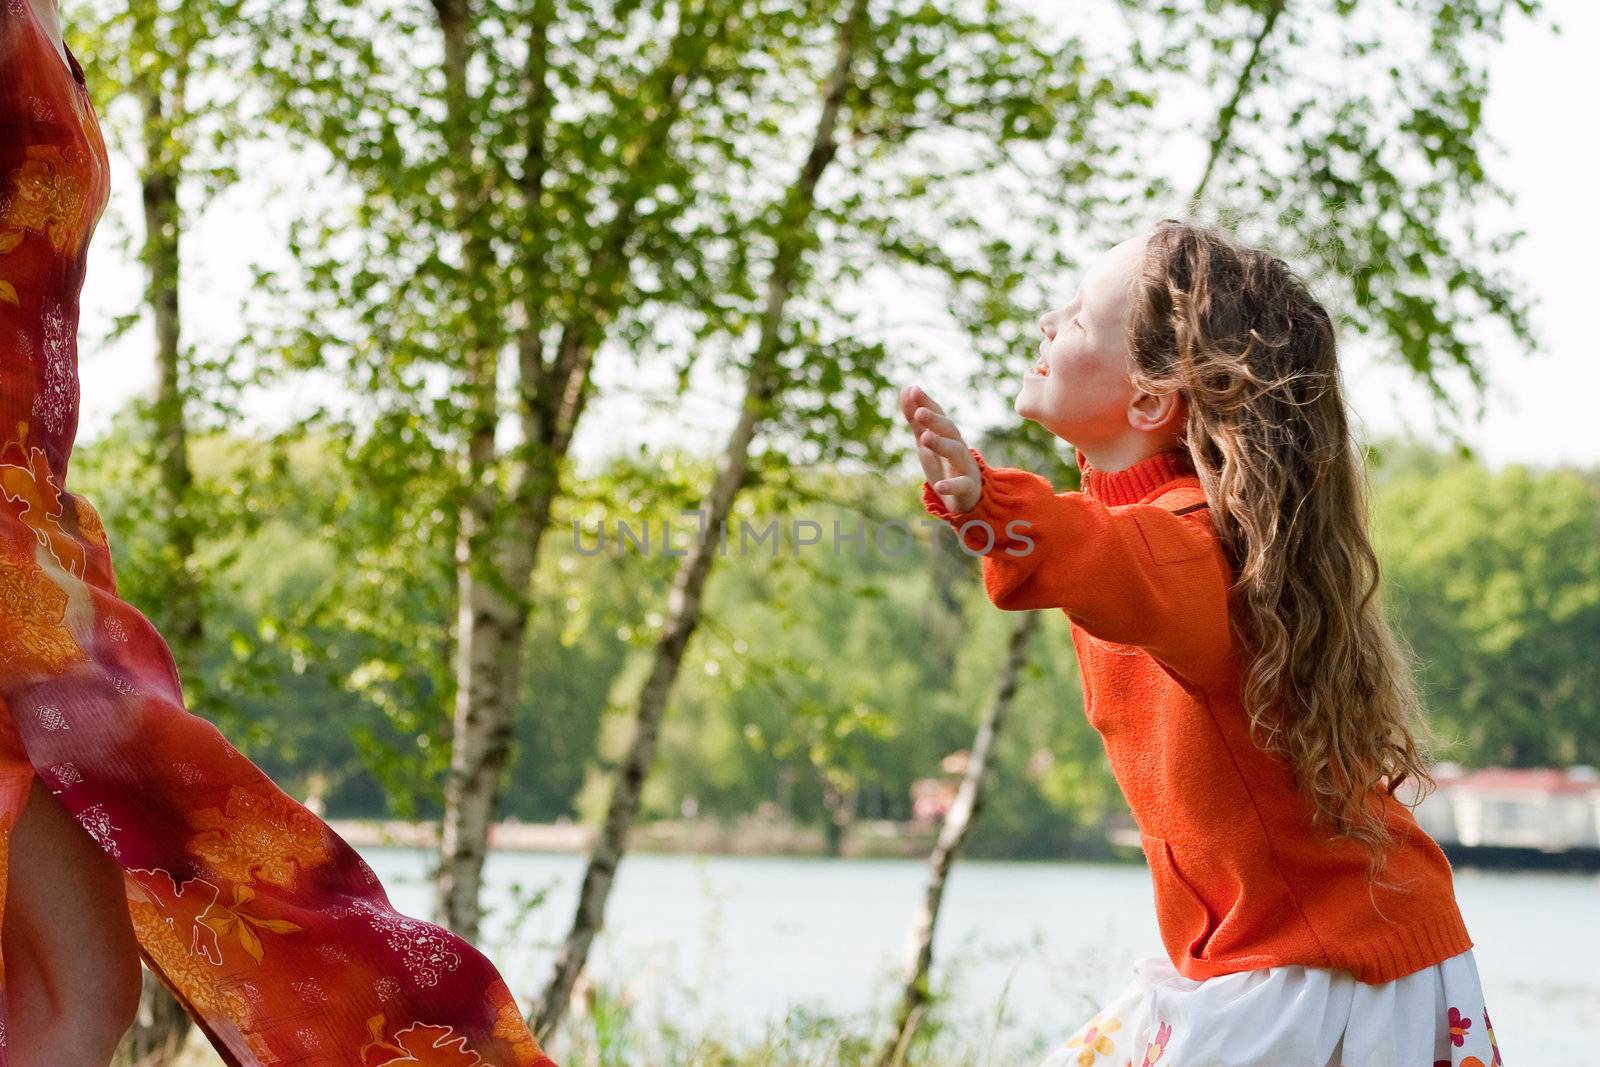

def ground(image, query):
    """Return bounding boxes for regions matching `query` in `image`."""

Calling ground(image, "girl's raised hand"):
[899,385,982,515]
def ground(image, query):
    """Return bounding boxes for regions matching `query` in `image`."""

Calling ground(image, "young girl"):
[903,219,1504,1067]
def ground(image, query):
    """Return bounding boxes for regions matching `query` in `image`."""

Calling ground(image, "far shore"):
[323,815,961,859]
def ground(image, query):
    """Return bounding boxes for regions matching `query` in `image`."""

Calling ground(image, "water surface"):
[359,848,1597,1066]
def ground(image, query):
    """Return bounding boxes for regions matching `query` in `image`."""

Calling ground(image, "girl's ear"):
[1128,386,1186,435]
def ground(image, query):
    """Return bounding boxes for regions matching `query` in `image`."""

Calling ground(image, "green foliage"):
[69,407,1600,840]
[69,413,250,730]
[1127,0,1541,429]
[550,965,1044,1066]
[1375,447,1600,766]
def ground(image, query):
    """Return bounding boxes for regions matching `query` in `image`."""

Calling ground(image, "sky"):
[71,0,1600,476]
[1356,0,1599,470]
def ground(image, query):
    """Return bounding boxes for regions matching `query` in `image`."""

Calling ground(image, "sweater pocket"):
[1140,831,1219,963]
[1131,508,1208,565]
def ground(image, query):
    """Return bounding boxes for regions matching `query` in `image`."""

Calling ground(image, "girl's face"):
[1016,233,1150,446]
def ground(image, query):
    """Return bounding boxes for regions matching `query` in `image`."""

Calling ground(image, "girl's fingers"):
[919,428,970,466]
[899,387,952,441]
[915,443,945,487]
[901,385,946,419]
[898,385,924,425]
[923,433,982,505]
[930,471,980,514]
[933,473,978,497]
[903,386,952,484]
[912,407,962,440]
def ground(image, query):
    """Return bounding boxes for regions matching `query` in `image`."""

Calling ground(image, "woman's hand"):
[900,384,982,514]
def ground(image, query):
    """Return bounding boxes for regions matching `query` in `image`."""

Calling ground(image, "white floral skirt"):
[1035,949,1504,1067]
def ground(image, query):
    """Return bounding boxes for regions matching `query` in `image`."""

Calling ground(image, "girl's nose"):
[1038,312,1053,337]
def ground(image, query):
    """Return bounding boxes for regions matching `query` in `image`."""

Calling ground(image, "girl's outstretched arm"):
[921,445,1236,690]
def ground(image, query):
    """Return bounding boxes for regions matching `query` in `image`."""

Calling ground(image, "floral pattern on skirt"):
[1035,949,1503,1067]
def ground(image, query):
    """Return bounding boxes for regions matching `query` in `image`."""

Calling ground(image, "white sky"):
[72,0,1599,474]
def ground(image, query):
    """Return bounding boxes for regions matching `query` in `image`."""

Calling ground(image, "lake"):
[358,848,1598,1066]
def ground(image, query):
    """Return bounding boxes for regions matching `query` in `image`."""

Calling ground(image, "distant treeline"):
[70,419,1600,858]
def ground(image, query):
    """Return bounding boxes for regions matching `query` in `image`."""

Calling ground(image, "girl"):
[903,219,1504,1067]
[0,3,557,1063]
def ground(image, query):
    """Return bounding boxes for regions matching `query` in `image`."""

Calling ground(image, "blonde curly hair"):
[1126,217,1439,890]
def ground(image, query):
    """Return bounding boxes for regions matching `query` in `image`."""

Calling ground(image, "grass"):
[167,964,1072,1067]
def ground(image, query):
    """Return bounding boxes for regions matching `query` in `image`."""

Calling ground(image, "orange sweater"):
[921,443,1472,984]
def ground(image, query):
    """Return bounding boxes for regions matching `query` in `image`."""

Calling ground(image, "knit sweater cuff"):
[921,447,1056,555]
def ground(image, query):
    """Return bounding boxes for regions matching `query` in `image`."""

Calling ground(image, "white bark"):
[530,0,875,1042]
[877,611,1038,1067]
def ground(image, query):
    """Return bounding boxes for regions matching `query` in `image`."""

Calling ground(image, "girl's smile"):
[1011,231,1189,473]
[1015,233,1152,448]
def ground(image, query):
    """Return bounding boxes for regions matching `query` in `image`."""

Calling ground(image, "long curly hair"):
[1125,217,1438,888]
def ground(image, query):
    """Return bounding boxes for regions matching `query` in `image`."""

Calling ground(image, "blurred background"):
[56,0,1596,1063]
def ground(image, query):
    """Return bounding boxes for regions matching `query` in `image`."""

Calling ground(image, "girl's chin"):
[1014,390,1078,440]
[1014,388,1052,423]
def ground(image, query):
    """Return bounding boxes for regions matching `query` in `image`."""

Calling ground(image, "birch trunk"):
[143,156,200,683]
[434,1,724,937]
[530,0,875,1042]
[876,611,1038,1067]
[429,0,514,941]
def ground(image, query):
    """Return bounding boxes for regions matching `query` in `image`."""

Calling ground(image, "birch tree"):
[249,0,832,938]
[1135,0,1540,399]
[531,0,1133,1040]
[878,607,1038,1067]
